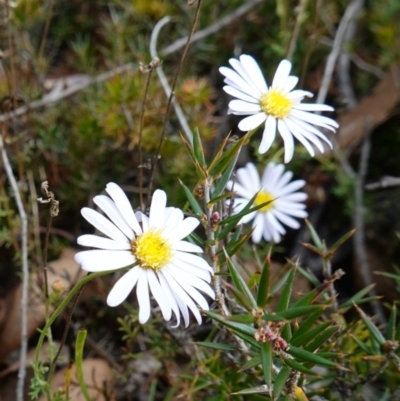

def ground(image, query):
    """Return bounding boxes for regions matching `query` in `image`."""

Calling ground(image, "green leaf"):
[290,321,332,347]
[192,128,206,167]
[354,304,386,345]
[350,334,375,355]
[239,355,262,371]
[179,180,203,216]
[221,229,253,260]
[225,249,257,309]
[231,385,269,395]
[273,366,291,398]
[288,345,340,369]
[261,342,272,394]
[208,191,233,206]
[277,264,296,313]
[211,158,237,199]
[284,358,320,376]
[329,228,356,254]
[305,326,340,352]
[194,341,236,352]
[339,284,375,310]
[257,252,271,309]
[209,134,247,178]
[75,329,91,401]
[180,134,208,179]
[202,310,256,337]
[305,220,323,249]
[263,305,325,322]
[297,266,321,287]
[292,310,325,340]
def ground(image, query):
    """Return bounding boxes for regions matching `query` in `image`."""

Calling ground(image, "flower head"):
[219,55,339,163]
[74,183,215,327]
[227,162,307,243]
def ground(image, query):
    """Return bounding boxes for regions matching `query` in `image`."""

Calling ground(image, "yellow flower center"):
[260,89,293,119]
[132,229,172,271]
[254,191,275,212]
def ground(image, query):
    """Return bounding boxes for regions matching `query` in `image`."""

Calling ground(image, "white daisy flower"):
[219,55,339,163]
[227,162,308,243]
[74,183,215,327]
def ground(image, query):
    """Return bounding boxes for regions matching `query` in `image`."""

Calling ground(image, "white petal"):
[229,99,262,114]
[137,212,149,231]
[289,117,333,147]
[258,116,277,154]
[238,113,267,131]
[223,85,260,103]
[277,120,295,163]
[81,208,127,242]
[172,258,211,282]
[77,234,130,250]
[107,267,141,306]
[236,163,260,193]
[275,200,307,210]
[162,270,203,325]
[274,170,293,191]
[167,264,215,299]
[175,252,214,273]
[106,183,143,234]
[293,103,334,112]
[168,217,199,242]
[158,272,181,327]
[272,60,292,89]
[75,250,135,271]
[287,90,313,100]
[219,66,261,99]
[290,109,338,130]
[94,195,134,240]
[272,209,302,229]
[147,270,172,321]
[267,212,287,235]
[239,54,269,93]
[227,181,253,198]
[251,213,264,243]
[137,270,151,324]
[149,189,167,228]
[285,119,316,157]
[165,266,209,310]
[162,208,184,235]
[160,272,190,327]
[276,180,306,197]
[280,193,308,202]
[276,206,308,219]
[229,58,263,96]
[172,241,203,253]
[283,76,299,94]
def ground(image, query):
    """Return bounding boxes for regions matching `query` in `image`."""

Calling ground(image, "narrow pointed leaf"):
[261,342,272,393]
[225,249,257,309]
[277,265,296,312]
[212,159,237,199]
[194,341,236,352]
[75,329,91,401]
[231,385,270,395]
[208,191,234,205]
[180,134,208,179]
[350,334,375,355]
[290,321,332,347]
[354,304,385,345]
[179,180,203,216]
[192,128,206,167]
[239,355,262,371]
[297,266,321,287]
[305,326,340,352]
[273,366,291,398]
[263,305,326,322]
[284,358,320,376]
[329,229,356,254]
[288,345,339,369]
[305,220,323,249]
[257,252,271,308]
[203,310,256,337]
[291,310,325,340]
[339,284,375,310]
